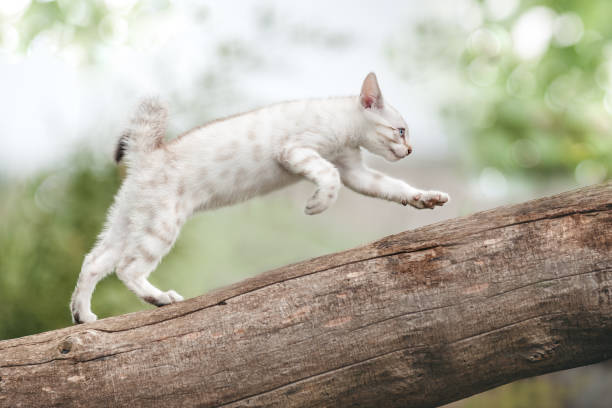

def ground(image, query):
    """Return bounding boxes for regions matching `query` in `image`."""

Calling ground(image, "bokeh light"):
[553,12,583,47]
[511,7,555,60]
[479,167,508,199]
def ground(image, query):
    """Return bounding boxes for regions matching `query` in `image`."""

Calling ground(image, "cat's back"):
[175,97,350,141]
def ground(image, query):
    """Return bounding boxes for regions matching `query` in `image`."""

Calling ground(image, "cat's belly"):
[193,161,300,211]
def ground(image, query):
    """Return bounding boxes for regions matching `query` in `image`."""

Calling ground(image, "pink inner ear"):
[360,73,383,109]
[361,95,375,109]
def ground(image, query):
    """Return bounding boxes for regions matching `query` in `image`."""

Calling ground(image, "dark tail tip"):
[115,133,128,163]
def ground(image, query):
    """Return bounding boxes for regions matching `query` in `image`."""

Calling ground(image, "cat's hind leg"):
[70,238,119,324]
[116,257,184,307]
[115,216,184,308]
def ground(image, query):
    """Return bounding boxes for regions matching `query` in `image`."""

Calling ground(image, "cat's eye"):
[398,128,406,138]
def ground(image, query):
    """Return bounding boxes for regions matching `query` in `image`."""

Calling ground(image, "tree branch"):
[0,182,611,408]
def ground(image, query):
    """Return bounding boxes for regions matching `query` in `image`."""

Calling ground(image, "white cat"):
[70,72,449,324]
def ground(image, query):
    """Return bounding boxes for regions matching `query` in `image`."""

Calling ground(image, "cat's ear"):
[360,72,384,110]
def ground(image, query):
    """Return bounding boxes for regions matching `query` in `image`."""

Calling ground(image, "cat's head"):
[358,73,412,162]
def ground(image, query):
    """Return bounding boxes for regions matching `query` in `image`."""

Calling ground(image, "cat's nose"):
[407,146,413,155]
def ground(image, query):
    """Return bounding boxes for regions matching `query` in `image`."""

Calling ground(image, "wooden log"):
[0,183,611,408]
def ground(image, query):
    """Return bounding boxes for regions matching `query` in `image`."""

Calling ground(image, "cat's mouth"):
[388,148,404,160]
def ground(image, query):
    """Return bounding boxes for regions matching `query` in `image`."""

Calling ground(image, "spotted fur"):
[70,73,449,323]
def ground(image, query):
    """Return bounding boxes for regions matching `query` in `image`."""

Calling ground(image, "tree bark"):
[1,183,611,408]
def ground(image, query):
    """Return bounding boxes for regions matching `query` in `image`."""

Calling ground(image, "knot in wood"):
[524,341,560,363]
[56,331,104,358]
[527,351,544,362]
[59,339,73,355]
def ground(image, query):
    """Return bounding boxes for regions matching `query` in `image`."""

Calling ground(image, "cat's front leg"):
[346,167,448,209]
[279,146,341,215]
[335,149,449,209]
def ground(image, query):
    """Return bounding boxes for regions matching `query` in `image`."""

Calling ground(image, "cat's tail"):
[115,97,168,164]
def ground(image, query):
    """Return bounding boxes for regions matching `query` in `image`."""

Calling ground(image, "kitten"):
[70,72,449,324]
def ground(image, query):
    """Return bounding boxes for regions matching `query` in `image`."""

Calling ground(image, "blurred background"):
[0,0,610,406]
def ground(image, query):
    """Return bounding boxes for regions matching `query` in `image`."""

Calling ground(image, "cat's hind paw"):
[165,290,184,303]
[144,290,184,307]
[72,310,98,325]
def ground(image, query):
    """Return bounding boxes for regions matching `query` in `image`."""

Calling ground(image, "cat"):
[70,72,449,324]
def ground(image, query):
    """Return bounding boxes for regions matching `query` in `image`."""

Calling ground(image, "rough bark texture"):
[1,183,611,408]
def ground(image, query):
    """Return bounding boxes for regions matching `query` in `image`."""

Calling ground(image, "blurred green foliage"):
[1,0,170,64]
[0,157,122,338]
[458,0,611,182]
[459,377,566,408]
[388,0,611,187]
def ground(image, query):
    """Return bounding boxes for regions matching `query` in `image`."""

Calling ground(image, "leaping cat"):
[70,72,449,324]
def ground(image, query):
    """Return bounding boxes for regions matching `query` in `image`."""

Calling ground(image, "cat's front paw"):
[305,188,338,215]
[403,190,449,209]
